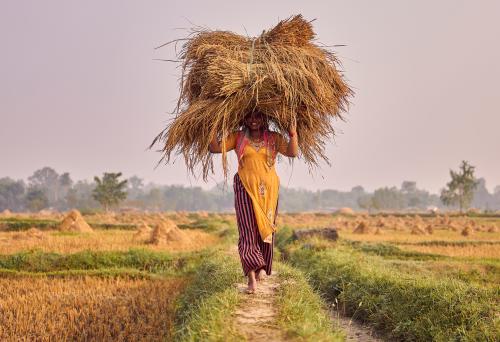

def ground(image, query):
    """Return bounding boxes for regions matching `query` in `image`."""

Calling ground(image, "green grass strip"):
[275,262,345,341]
[0,267,172,279]
[0,249,203,274]
[287,244,499,342]
[174,250,244,341]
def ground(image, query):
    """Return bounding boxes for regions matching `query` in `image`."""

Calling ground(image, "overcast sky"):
[1,0,499,193]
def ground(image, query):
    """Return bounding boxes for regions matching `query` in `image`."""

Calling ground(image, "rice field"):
[0,228,218,254]
[0,210,498,341]
[0,277,185,341]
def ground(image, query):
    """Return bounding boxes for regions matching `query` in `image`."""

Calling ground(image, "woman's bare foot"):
[255,269,266,282]
[246,270,257,294]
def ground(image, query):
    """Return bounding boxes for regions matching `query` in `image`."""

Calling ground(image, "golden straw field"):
[0,277,185,341]
[0,210,498,341]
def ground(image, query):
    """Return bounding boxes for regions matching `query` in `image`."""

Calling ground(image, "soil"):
[234,272,285,341]
[331,310,384,342]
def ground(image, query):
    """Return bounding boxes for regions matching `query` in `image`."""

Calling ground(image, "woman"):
[209,111,298,293]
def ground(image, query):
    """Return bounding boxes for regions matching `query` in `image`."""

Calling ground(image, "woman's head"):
[243,111,268,131]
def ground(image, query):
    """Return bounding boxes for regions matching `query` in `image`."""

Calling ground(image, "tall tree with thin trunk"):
[440,161,478,212]
[92,172,128,211]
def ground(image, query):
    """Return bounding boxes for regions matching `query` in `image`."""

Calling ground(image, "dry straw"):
[151,15,352,179]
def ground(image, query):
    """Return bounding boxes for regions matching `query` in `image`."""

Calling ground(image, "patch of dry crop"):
[0,229,218,254]
[340,230,500,244]
[398,244,500,258]
[0,277,185,341]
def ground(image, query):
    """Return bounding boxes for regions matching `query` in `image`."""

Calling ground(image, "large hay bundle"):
[133,221,153,241]
[149,219,192,245]
[353,221,372,234]
[461,226,473,237]
[151,15,352,179]
[410,224,426,235]
[59,210,93,233]
[336,207,355,215]
[0,209,12,218]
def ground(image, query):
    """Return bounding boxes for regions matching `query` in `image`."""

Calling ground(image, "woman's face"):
[244,112,264,131]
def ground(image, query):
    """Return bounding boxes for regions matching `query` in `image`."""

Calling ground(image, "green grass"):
[174,249,243,341]
[0,249,204,274]
[396,240,500,247]
[0,217,138,231]
[0,267,171,279]
[0,218,59,231]
[275,262,344,341]
[345,240,446,260]
[286,243,499,341]
[178,218,234,232]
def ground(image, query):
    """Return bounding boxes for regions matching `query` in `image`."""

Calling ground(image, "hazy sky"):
[1,0,499,193]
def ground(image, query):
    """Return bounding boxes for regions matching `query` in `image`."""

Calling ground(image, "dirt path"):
[331,310,384,342]
[228,246,383,341]
[234,272,285,341]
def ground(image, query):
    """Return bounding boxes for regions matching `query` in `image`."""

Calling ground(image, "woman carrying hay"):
[209,111,298,293]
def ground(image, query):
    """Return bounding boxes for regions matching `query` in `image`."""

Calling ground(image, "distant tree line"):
[1,163,500,213]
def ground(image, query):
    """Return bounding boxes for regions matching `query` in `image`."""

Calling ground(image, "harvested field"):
[0,277,185,341]
[0,229,218,254]
[398,243,500,258]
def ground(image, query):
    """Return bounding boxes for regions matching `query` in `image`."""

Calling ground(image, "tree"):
[0,178,26,211]
[25,188,49,212]
[372,187,405,210]
[127,175,144,200]
[440,160,478,212]
[401,181,417,194]
[92,172,128,211]
[357,194,374,212]
[28,167,59,204]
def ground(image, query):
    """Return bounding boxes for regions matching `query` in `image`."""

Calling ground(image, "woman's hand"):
[209,135,222,153]
[285,118,299,157]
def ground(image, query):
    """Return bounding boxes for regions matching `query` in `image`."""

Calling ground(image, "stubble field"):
[0,210,498,341]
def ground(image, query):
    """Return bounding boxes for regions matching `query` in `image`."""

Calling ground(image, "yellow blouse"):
[224,131,288,243]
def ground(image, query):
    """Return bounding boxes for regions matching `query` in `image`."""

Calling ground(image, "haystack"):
[337,207,355,215]
[461,226,473,237]
[149,219,191,245]
[353,221,372,234]
[424,224,434,234]
[487,226,498,233]
[0,209,12,218]
[151,15,352,180]
[374,227,383,235]
[133,221,153,241]
[59,210,93,232]
[410,224,426,235]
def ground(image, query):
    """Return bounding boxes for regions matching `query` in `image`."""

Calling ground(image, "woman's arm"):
[285,127,299,157]
[209,132,237,154]
[276,120,299,158]
[284,118,298,157]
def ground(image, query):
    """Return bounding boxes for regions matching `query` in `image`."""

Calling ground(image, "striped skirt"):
[234,173,276,276]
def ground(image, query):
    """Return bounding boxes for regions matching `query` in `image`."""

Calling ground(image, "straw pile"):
[133,222,153,241]
[59,210,93,233]
[353,221,372,234]
[424,224,434,234]
[149,219,191,245]
[410,224,426,235]
[0,209,12,218]
[336,207,355,215]
[151,15,352,179]
[461,226,473,237]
